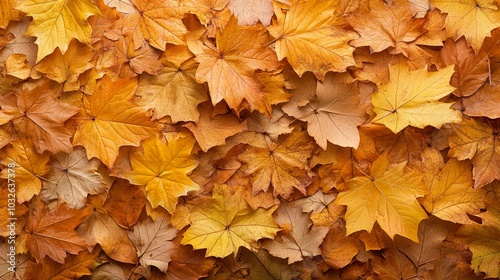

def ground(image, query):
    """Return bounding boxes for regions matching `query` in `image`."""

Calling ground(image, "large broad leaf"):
[16,0,100,62]
[123,0,187,49]
[282,72,367,149]
[195,16,283,116]
[448,118,500,188]
[238,128,315,199]
[262,202,329,264]
[73,75,158,167]
[121,134,199,214]
[456,184,500,278]
[24,247,103,280]
[40,147,109,209]
[34,40,94,92]
[22,201,92,263]
[431,0,500,52]
[0,80,79,154]
[268,0,357,80]
[372,61,461,133]
[420,159,486,224]
[184,102,247,152]
[135,45,208,122]
[77,196,138,264]
[181,184,280,258]
[334,154,428,242]
[128,213,177,272]
[0,139,50,203]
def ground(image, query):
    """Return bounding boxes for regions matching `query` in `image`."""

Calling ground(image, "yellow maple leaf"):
[431,0,500,52]
[121,134,199,214]
[456,186,500,278]
[420,159,486,224]
[181,184,279,258]
[372,61,461,133]
[16,0,101,62]
[0,139,50,203]
[268,0,357,80]
[73,76,158,167]
[135,45,208,122]
[334,154,428,242]
[123,0,187,50]
[448,118,500,188]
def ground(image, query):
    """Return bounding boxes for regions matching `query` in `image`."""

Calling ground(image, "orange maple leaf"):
[73,75,158,167]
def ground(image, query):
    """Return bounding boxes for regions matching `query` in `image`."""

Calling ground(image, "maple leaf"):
[1,80,79,154]
[16,0,101,62]
[448,118,500,188]
[462,68,500,118]
[72,75,158,167]
[121,134,199,214]
[195,16,283,116]
[40,147,109,209]
[293,190,342,227]
[135,45,208,122]
[282,72,367,149]
[103,179,147,229]
[457,202,500,278]
[431,0,500,52]
[0,139,50,204]
[238,128,316,199]
[164,233,216,280]
[115,35,164,75]
[370,248,418,280]
[368,125,428,167]
[228,0,273,26]
[438,37,489,98]
[181,184,280,258]
[122,0,187,50]
[24,248,103,280]
[22,201,92,263]
[262,202,329,264]
[334,154,428,242]
[233,107,294,149]
[321,221,361,269]
[394,217,460,277]
[34,40,94,92]
[77,195,138,264]
[372,61,461,133]
[347,0,426,53]
[268,0,357,79]
[420,159,486,224]
[184,102,247,152]
[127,212,178,272]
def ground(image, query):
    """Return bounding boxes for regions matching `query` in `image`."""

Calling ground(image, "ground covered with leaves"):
[0,0,499,279]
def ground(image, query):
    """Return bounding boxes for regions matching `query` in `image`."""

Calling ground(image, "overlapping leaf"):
[182,184,279,258]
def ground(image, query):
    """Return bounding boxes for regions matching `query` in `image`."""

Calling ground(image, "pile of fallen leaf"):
[0,0,499,279]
